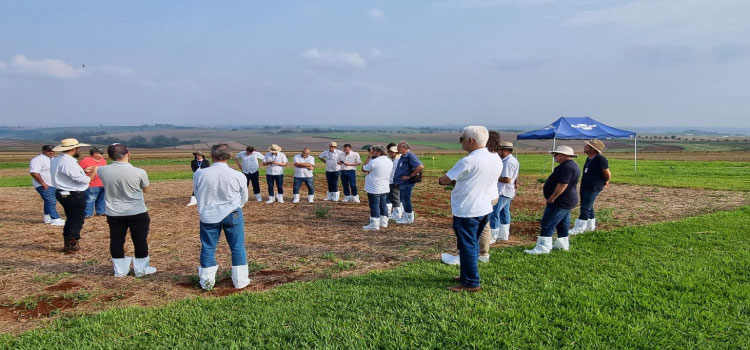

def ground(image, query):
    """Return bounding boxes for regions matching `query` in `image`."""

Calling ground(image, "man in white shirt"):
[234,146,265,202]
[50,138,98,253]
[490,142,520,242]
[30,145,64,226]
[337,143,362,202]
[319,142,343,201]
[361,145,393,230]
[193,144,250,290]
[386,143,403,220]
[439,126,502,292]
[292,147,315,203]
[262,144,288,203]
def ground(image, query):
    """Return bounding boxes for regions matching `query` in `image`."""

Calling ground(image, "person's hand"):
[604,181,610,188]
[42,183,49,190]
[547,197,555,204]
[400,175,410,181]
[514,182,520,190]
[337,161,343,165]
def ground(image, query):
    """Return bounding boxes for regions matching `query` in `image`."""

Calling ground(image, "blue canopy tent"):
[517,116,638,172]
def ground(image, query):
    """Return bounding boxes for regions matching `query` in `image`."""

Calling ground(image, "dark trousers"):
[388,184,401,207]
[341,170,358,196]
[578,190,601,220]
[107,212,150,259]
[325,171,340,192]
[293,177,314,195]
[55,190,86,241]
[540,203,572,238]
[367,193,389,217]
[244,171,261,195]
[266,174,284,195]
[453,215,488,288]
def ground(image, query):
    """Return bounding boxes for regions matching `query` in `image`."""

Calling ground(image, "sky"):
[0,0,748,129]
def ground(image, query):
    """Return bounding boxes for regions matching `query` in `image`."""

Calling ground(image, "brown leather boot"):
[64,239,79,254]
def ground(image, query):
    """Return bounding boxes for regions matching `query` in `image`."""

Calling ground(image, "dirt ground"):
[0,176,747,333]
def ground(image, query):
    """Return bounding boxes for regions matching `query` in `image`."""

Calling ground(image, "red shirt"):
[78,156,107,187]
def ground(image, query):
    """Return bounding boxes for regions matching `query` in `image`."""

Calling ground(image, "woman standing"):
[263,144,288,203]
[187,151,210,206]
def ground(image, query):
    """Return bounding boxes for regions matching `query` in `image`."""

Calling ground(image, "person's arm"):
[293,157,306,168]
[275,155,288,167]
[318,151,327,160]
[499,177,512,183]
[603,168,612,188]
[140,170,150,193]
[30,173,48,190]
[352,153,362,166]
[191,161,198,172]
[83,166,99,181]
[547,183,568,204]
[438,174,453,186]
[234,153,243,169]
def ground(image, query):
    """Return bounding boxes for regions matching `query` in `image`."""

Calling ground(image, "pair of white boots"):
[489,224,511,244]
[523,236,570,255]
[362,216,389,230]
[342,195,360,203]
[266,194,285,203]
[395,211,415,224]
[440,253,490,265]
[569,218,596,235]
[386,203,404,221]
[197,265,250,290]
[44,215,65,226]
[112,256,157,277]
[292,194,315,203]
[323,192,341,201]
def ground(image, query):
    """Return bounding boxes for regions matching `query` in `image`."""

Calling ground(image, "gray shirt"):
[97,161,150,216]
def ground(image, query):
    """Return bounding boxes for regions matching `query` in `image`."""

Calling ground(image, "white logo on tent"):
[570,123,597,130]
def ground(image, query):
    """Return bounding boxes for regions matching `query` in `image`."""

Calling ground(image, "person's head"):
[486,131,501,153]
[89,147,104,160]
[459,126,489,153]
[41,145,55,158]
[499,142,514,158]
[370,144,386,157]
[301,147,310,157]
[329,142,337,152]
[211,144,232,162]
[386,142,398,159]
[53,138,90,158]
[396,141,411,154]
[583,139,605,157]
[107,143,130,162]
[343,144,352,153]
[246,146,255,153]
[193,151,205,160]
[550,145,577,164]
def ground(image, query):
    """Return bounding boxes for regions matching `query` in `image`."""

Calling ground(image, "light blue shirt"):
[193,162,248,224]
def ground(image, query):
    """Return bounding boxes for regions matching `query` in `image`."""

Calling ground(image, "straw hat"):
[388,145,398,153]
[584,139,605,153]
[52,138,90,152]
[329,142,338,147]
[268,144,282,153]
[192,151,206,156]
[499,142,514,149]
[549,145,577,157]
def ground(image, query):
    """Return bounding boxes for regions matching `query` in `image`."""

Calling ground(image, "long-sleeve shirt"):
[50,154,90,192]
[193,162,248,223]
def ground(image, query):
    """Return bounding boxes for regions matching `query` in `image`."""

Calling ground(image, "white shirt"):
[319,149,343,172]
[363,156,393,194]
[264,152,288,176]
[50,154,90,192]
[235,151,264,174]
[29,153,52,188]
[193,162,248,224]
[389,154,401,184]
[338,151,362,171]
[445,148,503,218]
[499,154,520,199]
[293,154,315,178]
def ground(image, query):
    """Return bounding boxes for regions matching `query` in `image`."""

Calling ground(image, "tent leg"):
[634,137,637,174]
[551,138,556,172]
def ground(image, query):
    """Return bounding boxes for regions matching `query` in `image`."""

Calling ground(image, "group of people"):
[30,130,610,293]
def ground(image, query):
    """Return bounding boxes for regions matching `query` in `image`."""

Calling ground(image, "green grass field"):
[3,207,749,349]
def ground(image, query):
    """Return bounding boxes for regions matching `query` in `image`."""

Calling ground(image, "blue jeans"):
[398,183,415,213]
[325,171,340,192]
[84,186,106,217]
[540,203,571,238]
[293,177,314,195]
[341,170,357,196]
[453,215,488,288]
[244,171,261,195]
[35,186,60,219]
[266,174,284,196]
[490,196,512,229]
[367,193,389,217]
[199,209,247,268]
[578,190,602,220]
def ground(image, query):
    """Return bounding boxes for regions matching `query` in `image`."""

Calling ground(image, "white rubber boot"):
[362,217,380,231]
[44,215,52,224]
[254,194,262,202]
[441,253,460,265]
[386,203,393,218]
[524,237,553,255]
[498,224,510,241]
[324,192,332,201]
[231,265,251,289]
[391,205,403,221]
[490,228,500,244]
[308,195,315,203]
[585,218,596,232]
[352,195,361,203]
[276,194,284,203]
[396,211,414,224]
[343,195,352,202]
[187,196,197,206]
[112,257,132,277]
[569,219,587,235]
[198,265,218,290]
[553,236,570,251]
[332,192,340,202]
[292,194,300,203]
[133,257,157,277]
[50,218,65,226]
[379,216,389,228]
[478,254,490,263]
[266,196,275,204]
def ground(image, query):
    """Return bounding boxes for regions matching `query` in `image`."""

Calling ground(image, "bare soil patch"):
[0,176,747,333]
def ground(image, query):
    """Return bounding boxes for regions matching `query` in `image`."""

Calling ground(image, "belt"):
[56,189,85,193]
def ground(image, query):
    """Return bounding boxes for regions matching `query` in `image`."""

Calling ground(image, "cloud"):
[301,48,367,70]
[368,8,384,20]
[0,61,7,69]
[713,44,750,62]
[623,45,693,66]
[10,55,85,78]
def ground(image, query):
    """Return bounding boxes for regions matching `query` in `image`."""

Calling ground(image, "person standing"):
[97,143,156,278]
[439,126,502,292]
[292,147,315,203]
[194,144,250,290]
[79,147,108,218]
[50,138,98,253]
[234,146,265,202]
[393,141,424,224]
[319,142,344,201]
[30,145,64,226]
[385,143,403,220]
[524,145,581,254]
[337,144,362,202]
[570,140,610,234]
[187,151,210,206]
[490,142,520,242]
[263,144,288,203]
[361,145,393,230]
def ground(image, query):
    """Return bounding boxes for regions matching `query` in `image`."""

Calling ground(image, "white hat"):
[52,138,91,152]
[549,145,577,157]
[268,144,282,153]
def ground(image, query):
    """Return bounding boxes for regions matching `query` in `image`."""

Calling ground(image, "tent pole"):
[634,136,637,174]
[551,137,556,172]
